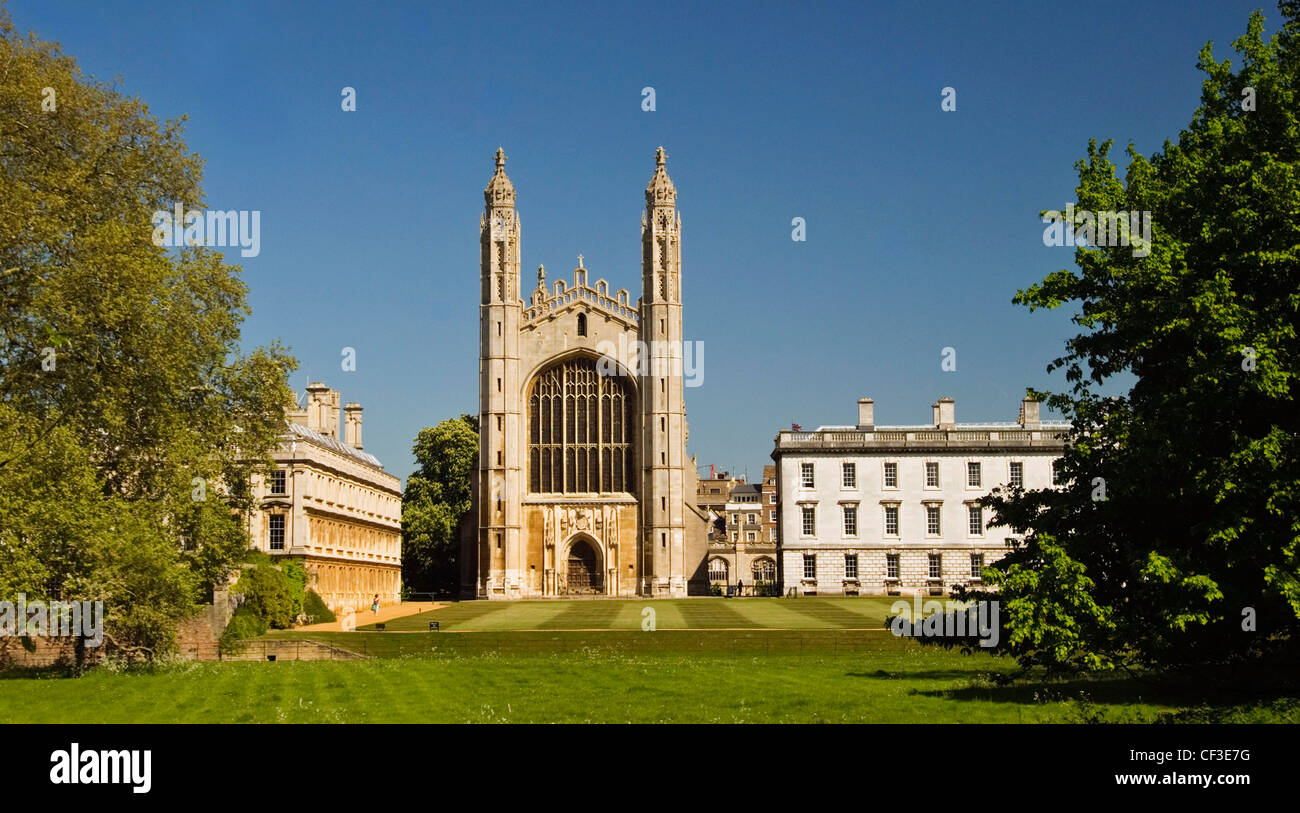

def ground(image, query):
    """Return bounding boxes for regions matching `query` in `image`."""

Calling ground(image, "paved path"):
[295,601,444,632]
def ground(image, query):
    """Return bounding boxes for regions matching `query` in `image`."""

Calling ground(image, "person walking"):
[737,579,744,597]
[371,594,380,616]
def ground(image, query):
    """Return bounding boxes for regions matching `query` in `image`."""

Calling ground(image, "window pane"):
[527,357,634,494]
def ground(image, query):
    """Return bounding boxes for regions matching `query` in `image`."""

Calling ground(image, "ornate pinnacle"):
[645,146,676,208]
[485,147,516,207]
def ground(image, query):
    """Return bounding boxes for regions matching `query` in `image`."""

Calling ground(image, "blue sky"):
[9,0,1281,483]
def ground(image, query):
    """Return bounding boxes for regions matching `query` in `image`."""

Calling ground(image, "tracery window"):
[529,356,635,493]
[708,558,728,581]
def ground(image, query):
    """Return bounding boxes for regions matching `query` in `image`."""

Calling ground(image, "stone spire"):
[645,146,676,208]
[484,147,516,208]
[536,264,546,288]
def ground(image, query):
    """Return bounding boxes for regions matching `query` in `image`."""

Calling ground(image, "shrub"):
[282,560,307,616]
[219,604,267,655]
[234,565,295,629]
[302,589,336,624]
[241,550,274,568]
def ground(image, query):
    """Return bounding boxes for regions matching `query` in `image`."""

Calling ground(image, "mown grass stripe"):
[724,599,839,628]
[675,599,762,629]
[778,598,887,628]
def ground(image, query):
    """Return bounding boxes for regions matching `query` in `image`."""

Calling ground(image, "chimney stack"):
[856,397,874,430]
[933,397,955,429]
[287,392,308,427]
[1019,396,1041,429]
[344,403,364,449]
[305,382,340,438]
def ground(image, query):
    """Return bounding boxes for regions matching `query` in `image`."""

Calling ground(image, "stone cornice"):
[772,427,1070,458]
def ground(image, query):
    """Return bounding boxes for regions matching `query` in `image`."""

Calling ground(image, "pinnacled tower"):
[639,147,689,595]
[477,147,523,597]
[466,147,708,599]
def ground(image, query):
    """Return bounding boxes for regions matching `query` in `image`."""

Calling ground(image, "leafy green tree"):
[0,7,296,659]
[282,560,307,617]
[234,565,295,630]
[976,4,1300,672]
[401,415,478,594]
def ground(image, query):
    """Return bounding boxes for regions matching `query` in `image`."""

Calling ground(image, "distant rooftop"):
[815,422,1071,431]
[288,422,385,470]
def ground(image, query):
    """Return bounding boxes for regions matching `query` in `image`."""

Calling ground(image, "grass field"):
[356,597,900,631]
[0,599,1295,723]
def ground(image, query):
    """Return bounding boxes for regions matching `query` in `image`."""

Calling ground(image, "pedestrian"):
[371,594,380,615]
[737,579,744,597]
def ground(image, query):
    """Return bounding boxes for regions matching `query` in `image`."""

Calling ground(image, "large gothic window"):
[529,356,635,494]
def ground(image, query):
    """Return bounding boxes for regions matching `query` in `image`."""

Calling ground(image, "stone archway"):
[562,535,604,595]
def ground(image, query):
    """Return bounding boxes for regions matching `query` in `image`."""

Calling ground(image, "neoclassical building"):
[465,147,710,599]
[772,396,1068,596]
[247,382,403,611]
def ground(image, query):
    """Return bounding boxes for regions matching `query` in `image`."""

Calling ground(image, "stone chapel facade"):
[465,147,710,599]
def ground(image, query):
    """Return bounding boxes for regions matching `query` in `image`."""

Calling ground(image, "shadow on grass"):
[847,669,988,681]
[879,661,1300,722]
[0,665,74,680]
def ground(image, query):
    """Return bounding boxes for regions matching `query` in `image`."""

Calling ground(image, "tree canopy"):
[401,415,478,595]
[0,8,296,659]
[977,4,1300,672]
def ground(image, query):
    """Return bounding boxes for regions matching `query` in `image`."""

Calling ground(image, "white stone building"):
[772,396,1068,596]
[246,382,403,612]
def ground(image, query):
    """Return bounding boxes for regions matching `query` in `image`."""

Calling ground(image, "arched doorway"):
[564,536,603,595]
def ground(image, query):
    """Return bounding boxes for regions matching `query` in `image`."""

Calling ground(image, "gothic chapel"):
[463,148,710,599]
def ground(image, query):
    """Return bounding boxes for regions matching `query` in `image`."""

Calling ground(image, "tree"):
[0,7,296,660]
[234,565,296,630]
[974,4,1300,673]
[401,415,478,594]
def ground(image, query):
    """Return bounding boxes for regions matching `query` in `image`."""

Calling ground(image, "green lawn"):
[0,646,1254,724]
[1,598,1294,723]
[358,597,899,631]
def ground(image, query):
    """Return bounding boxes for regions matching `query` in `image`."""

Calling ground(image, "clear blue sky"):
[9,0,1281,483]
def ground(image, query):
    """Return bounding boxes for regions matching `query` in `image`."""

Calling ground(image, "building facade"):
[772,396,1067,596]
[760,464,778,548]
[696,468,743,544]
[247,382,403,612]
[704,481,779,594]
[466,147,710,599]
[696,468,743,519]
